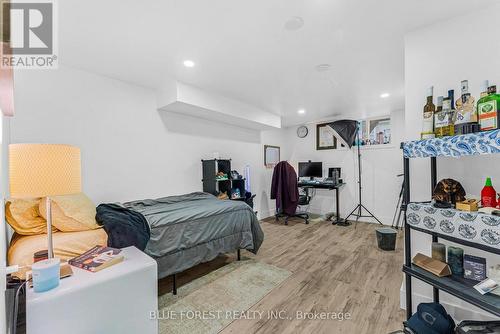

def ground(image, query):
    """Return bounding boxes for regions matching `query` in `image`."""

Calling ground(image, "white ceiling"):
[59,0,498,127]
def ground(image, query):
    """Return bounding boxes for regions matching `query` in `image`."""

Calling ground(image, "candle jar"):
[432,242,446,262]
[32,258,60,292]
[447,246,464,276]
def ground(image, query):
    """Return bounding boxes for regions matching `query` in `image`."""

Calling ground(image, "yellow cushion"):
[39,193,100,232]
[8,229,108,279]
[5,198,53,235]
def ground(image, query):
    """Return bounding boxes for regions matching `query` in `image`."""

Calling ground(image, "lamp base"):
[46,197,54,259]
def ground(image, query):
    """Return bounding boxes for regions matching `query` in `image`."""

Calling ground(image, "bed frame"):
[170,249,241,295]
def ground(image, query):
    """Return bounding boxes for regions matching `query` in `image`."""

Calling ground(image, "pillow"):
[8,229,108,279]
[39,193,100,232]
[5,198,51,235]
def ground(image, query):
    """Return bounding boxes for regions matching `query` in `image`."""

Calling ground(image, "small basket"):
[376,228,397,251]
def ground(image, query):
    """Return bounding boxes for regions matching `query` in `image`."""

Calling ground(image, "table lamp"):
[9,144,81,259]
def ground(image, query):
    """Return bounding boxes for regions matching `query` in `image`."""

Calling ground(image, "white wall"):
[9,63,404,226]
[404,3,500,320]
[283,109,405,225]
[159,82,282,130]
[0,116,7,334]
[10,65,286,220]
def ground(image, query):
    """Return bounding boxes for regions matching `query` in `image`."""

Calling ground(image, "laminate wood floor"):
[158,218,405,334]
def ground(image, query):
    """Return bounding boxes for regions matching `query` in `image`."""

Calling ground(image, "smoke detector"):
[315,64,331,72]
[284,17,304,31]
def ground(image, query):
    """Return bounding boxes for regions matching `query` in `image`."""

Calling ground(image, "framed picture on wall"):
[316,123,337,150]
[357,116,391,146]
[264,145,280,168]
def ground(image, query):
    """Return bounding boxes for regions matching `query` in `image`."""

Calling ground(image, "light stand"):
[327,120,383,227]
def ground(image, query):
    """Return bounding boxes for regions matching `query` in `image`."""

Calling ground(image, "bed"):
[123,192,264,280]
[7,192,264,290]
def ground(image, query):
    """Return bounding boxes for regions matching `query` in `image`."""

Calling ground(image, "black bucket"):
[376,228,397,251]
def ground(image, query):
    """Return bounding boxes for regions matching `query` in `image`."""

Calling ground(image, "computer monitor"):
[298,162,322,179]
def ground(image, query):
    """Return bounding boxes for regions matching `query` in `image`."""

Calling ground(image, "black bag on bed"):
[96,203,151,251]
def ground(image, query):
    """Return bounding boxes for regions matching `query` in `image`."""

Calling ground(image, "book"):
[69,245,124,272]
[474,278,499,295]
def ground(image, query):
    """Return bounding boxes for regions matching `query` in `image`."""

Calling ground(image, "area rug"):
[158,259,291,334]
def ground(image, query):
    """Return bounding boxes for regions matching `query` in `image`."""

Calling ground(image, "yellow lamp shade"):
[9,144,82,198]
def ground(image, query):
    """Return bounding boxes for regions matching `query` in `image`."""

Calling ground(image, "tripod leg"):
[356,206,361,222]
[391,187,404,228]
[360,204,384,225]
[345,204,361,222]
[396,207,403,230]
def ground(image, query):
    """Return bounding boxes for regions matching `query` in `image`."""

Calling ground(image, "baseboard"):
[399,284,497,321]
[258,210,276,221]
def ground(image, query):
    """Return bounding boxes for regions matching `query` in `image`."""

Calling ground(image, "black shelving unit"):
[401,132,500,320]
[403,265,500,317]
[201,159,246,200]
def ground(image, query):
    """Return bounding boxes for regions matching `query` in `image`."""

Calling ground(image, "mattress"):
[124,192,264,278]
[8,228,108,273]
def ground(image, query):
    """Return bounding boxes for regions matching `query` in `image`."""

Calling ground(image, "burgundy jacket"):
[271,161,299,216]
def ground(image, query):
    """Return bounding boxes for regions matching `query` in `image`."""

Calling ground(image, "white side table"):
[27,246,158,334]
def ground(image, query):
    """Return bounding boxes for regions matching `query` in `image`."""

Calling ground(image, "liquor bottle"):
[436,96,444,113]
[421,86,435,139]
[435,97,455,137]
[447,90,457,136]
[478,85,500,131]
[446,90,457,135]
[433,96,444,137]
[449,89,455,110]
[455,80,476,125]
[478,80,490,101]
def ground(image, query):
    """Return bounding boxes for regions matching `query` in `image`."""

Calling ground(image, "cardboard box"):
[456,199,479,212]
[413,253,452,277]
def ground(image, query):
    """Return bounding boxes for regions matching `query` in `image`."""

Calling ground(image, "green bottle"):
[478,85,500,131]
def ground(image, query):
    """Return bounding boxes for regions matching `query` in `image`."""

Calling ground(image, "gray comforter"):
[124,192,264,278]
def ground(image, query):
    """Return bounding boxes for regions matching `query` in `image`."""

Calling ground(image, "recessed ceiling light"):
[380,93,390,98]
[284,16,304,31]
[183,60,195,68]
[298,109,306,115]
[315,64,331,72]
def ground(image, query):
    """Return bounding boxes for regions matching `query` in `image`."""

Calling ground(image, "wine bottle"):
[421,86,435,139]
[455,80,476,125]
[436,96,443,113]
[435,97,455,137]
[434,96,444,137]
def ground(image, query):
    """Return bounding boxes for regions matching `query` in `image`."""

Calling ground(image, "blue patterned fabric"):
[402,130,500,158]
[407,202,500,249]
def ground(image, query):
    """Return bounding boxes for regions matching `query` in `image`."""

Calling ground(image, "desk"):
[297,182,345,225]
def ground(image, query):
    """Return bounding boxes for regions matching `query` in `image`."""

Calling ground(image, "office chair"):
[275,188,311,225]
